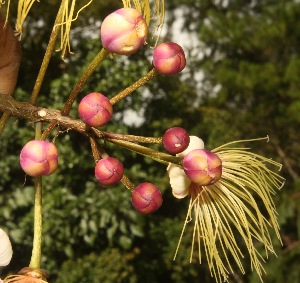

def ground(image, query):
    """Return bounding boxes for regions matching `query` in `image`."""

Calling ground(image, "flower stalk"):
[61,48,109,116]
[29,175,43,270]
[29,122,43,269]
[103,131,162,144]
[110,68,158,105]
[29,1,65,105]
[107,137,181,166]
[42,48,109,139]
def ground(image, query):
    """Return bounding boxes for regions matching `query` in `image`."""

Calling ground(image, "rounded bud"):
[20,140,58,177]
[167,163,190,199]
[100,8,148,55]
[152,42,186,75]
[163,127,190,154]
[95,157,124,186]
[183,149,222,186]
[0,228,13,267]
[78,92,113,127]
[132,182,163,214]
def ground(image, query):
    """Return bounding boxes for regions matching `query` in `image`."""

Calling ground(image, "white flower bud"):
[177,136,205,158]
[0,228,13,266]
[167,164,191,199]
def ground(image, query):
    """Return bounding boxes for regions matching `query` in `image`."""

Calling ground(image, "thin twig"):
[29,1,65,105]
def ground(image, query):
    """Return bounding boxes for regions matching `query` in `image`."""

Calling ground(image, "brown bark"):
[0,92,102,138]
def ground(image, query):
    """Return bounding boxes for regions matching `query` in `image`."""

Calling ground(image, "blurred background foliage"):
[0,0,299,282]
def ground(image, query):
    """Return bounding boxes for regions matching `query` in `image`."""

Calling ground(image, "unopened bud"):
[100,8,148,55]
[20,140,58,177]
[78,92,113,127]
[95,157,124,186]
[0,229,13,267]
[132,182,162,214]
[167,164,190,199]
[163,127,190,154]
[152,42,186,75]
[177,136,205,158]
[183,149,222,185]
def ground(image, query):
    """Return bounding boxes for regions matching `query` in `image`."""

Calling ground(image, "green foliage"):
[55,248,137,283]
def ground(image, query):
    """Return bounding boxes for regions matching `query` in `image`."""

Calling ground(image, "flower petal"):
[167,163,190,198]
[0,229,13,266]
[177,136,204,158]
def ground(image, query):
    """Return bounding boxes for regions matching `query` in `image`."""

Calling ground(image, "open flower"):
[168,136,285,283]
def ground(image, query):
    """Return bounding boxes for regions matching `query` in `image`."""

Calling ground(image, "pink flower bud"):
[78,92,113,127]
[132,182,163,214]
[183,149,222,186]
[152,42,186,75]
[100,8,148,55]
[95,157,124,186]
[20,140,58,177]
[163,127,190,154]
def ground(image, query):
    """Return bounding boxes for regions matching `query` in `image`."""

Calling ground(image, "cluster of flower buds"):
[166,132,223,198]
[100,8,186,76]
[19,7,190,216]
[11,5,283,282]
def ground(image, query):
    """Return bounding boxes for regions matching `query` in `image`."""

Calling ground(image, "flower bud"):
[163,127,190,154]
[152,42,186,75]
[167,164,190,199]
[20,140,58,177]
[183,149,222,186]
[177,136,205,158]
[78,92,113,127]
[132,182,163,214]
[0,229,13,267]
[100,8,148,55]
[95,157,124,186]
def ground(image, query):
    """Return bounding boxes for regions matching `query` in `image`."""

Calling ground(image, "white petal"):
[167,164,191,199]
[177,136,205,158]
[0,229,13,266]
[172,190,189,199]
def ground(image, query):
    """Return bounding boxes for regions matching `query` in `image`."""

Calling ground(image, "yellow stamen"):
[55,0,93,59]
[15,0,39,39]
